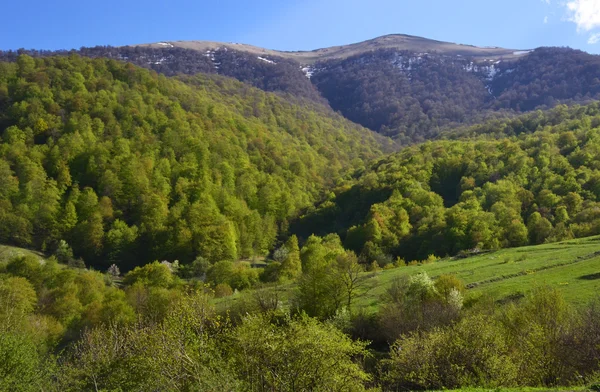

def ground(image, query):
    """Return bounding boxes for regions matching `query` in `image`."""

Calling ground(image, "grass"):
[356,235,600,311]
[2,235,599,314]
[438,388,590,392]
[0,244,44,263]
[216,236,600,312]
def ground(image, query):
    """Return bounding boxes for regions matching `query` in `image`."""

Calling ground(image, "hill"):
[218,235,600,313]
[0,54,389,270]
[0,244,43,263]
[291,102,600,262]
[310,46,600,142]
[5,34,600,143]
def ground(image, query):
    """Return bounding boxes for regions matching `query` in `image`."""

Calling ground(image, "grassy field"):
[0,244,44,263]
[217,236,600,312]
[2,235,599,313]
[438,388,591,392]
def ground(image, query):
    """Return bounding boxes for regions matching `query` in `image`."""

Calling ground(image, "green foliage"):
[206,260,259,291]
[123,261,174,288]
[0,54,387,271]
[2,51,600,392]
[213,283,233,298]
[59,290,238,391]
[54,239,74,264]
[295,235,348,318]
[0,238,599,391]
[294,109,600,261]
[278,234,302,280]
[54,290,371,391]
[501,286,574,386]
[383,313,518,390]
[0,276,37,317]
[0,331,50,391]
[230,313,370,391]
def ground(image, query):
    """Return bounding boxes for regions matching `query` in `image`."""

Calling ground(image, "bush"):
[230,313,370,391]
[0,331,49,391]
[179,256,210,279]
[207,261,259,291]
[213,283,233,298]
[434,274,466,298]
[123,261,174,288]
[383,313,518,390]
[54,240,74,264]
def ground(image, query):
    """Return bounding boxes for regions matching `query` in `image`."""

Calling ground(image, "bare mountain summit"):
[134,34,530,64]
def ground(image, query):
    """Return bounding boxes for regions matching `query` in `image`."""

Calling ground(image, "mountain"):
[310,46,600,142]
[134,34,528,64]
[0,54,389,270]
[3,34,600,143]
[3,36,600,392]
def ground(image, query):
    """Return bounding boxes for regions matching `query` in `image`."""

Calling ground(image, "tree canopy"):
[0,54,388,270]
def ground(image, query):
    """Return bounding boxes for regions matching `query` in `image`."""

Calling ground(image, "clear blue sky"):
[1,0,600,54]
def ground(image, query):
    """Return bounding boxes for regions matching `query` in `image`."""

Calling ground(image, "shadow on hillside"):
[578,272,600,281]
[289,185,393,242]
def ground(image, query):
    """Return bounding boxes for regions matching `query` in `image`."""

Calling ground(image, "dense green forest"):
[4,45,600,144]
[1,54,599,391]
[292,102,600,263]
[0,46,327,104]
[0,54,388,271]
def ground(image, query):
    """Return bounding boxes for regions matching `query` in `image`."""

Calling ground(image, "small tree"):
[107,264,121,279]
[55,240,74,264]
[335,252,365,310]
[279,235,302,280]
[230,313,370,390]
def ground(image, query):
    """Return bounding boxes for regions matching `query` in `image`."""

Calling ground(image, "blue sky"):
[1,0,600,54]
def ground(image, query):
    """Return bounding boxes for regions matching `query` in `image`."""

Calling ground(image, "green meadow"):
[218,235,600,312]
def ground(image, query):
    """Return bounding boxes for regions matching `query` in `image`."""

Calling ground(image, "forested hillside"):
[4,41,600,145]
[311,49,493,142]
[0,54,388,270]
[0,46,327,104]
[292,102,600,263]
[1,51,600,392]
[311,47,600,142]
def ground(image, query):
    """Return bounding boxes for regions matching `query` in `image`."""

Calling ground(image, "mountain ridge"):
[3,35,599,143]
[133,33,531,64]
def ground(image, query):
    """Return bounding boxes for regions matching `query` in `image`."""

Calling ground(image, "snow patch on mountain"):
[257,56,276,65]
[392,53,427,72]
[301,66,314,79]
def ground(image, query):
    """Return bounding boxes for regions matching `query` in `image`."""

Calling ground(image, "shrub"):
[207,261,259,291]
[383,313,518,390]
[123,261,173,288]
[214,283,233,298]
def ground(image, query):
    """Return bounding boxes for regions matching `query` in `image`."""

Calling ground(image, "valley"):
[1,30,600,391]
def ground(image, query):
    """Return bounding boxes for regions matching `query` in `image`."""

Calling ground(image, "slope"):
[217,235,600,314]
[310,47,600,142]
[0,54,389,270]
[291,101,600,262]
[4,35,600,145]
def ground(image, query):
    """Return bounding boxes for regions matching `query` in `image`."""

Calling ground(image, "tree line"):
[4,45,600,145]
